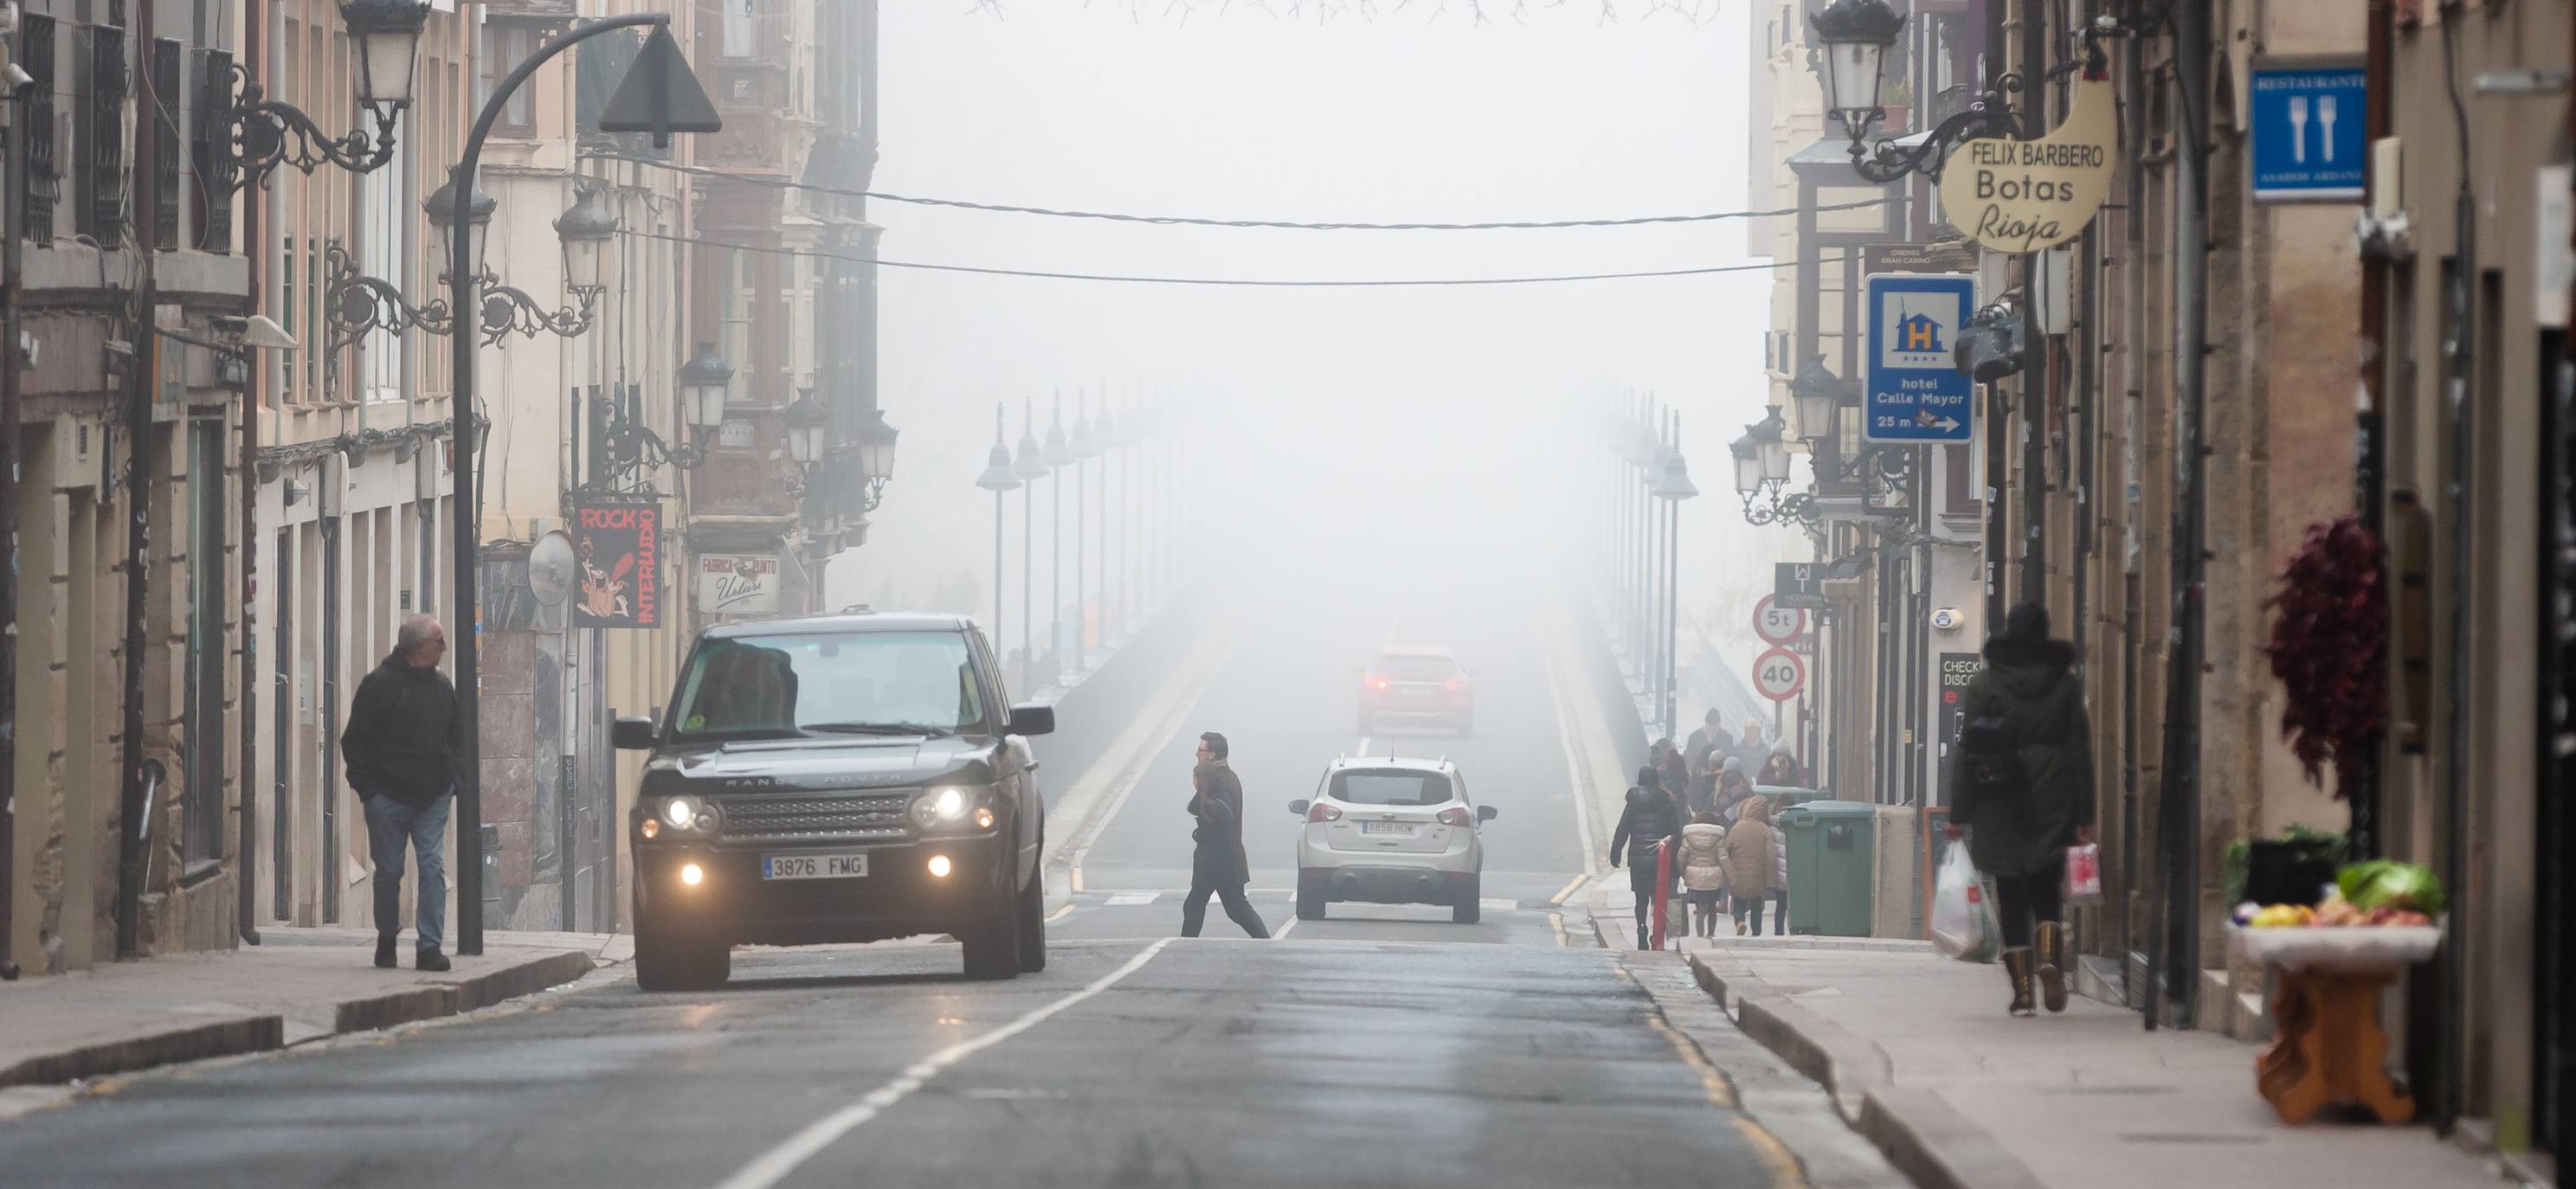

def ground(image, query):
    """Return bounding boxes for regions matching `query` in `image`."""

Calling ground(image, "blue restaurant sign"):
[2250,61,2367,202]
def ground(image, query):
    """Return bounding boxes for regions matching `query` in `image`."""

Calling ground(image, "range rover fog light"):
[680,863,705,886]
[927,854,953,878]
[974,807,995,830]
[640,818,660,840]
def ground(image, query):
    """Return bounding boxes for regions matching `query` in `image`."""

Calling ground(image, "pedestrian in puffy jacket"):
[1945,601,2096,1017]
[1678,813,1729,940]
[1723,795,1781,935]
[1609,766,1686,951]
[1757,742,1803,787]
[340,614,460,973]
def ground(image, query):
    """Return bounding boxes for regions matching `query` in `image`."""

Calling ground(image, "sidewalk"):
[0,926,621,1092]
[1597,909,2526,1189]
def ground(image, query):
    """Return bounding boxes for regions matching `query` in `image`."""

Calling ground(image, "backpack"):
[1958,713,2026,793]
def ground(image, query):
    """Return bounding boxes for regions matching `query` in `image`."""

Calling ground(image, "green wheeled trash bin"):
[1776,800,1877,937]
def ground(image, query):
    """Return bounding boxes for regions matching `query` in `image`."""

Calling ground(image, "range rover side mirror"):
[1008,704,1056,736]
[612,716,656,750]
[1477,804,1499,823]
[1289,799,1312,817]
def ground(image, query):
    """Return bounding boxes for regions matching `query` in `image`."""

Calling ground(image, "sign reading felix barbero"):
[1937,77,2118,254]
[572,498,661,629]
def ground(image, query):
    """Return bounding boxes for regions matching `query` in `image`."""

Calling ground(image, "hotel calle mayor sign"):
[1937,77,2119,253]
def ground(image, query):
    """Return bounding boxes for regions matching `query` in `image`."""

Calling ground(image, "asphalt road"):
[1055,543,1595,947]
[0,547,1841,1188]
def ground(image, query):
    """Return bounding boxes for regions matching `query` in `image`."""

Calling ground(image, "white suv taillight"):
[1436,806,1473,827]
[1307,801,1344,823]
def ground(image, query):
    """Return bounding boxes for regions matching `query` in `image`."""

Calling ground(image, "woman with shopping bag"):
[1944,602,2096,1017]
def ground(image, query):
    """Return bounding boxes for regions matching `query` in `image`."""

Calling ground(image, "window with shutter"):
[152,37,180,249]
[79,23,127,249]
[23,16,58,241]
[192,48,234,249]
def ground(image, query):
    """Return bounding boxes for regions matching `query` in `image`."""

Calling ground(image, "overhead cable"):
[616,228,1837,286]
[585,151,1886,231]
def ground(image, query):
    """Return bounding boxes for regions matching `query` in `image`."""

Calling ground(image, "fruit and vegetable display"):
[2232,860,2443,929]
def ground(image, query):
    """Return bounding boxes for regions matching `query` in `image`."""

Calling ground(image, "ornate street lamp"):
[424,174,497,283]
[785,389,828,467]
[679,343,734,431]
[329,180,605,350]
[553,188,621,300]
[219,0,433,189]
[1788,357,1841,447]
[852,407,899,512]
[1810,0,2024,183]
[1735,411,1799,526]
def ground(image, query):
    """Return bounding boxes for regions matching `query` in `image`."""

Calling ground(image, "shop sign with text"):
[572,498,661,629]
[1938,77,2118,254]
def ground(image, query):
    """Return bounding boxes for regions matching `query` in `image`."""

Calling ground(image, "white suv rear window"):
[1331,770,1452,806]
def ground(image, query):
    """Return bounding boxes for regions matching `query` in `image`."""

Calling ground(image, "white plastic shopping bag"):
[1930,842,2000,963]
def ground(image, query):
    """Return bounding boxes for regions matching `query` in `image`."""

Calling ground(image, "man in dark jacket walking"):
[1945,602,2096,1016]
[1182,731,1270,938]
[341,614,460,971]
[1608,766,1686,951]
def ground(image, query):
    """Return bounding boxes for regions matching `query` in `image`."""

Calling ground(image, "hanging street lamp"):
[1809,0,2025,184]
[216,0,434,188]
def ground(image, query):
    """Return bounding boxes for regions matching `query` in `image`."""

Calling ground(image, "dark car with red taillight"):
[1356,646,1475,737]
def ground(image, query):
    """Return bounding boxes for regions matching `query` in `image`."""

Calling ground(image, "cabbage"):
[2336,860,2447,916]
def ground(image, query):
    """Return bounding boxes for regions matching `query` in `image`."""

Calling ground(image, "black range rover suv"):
[615,612,1053,990]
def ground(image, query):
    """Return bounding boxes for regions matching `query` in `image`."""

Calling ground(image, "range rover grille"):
[714,791,912,843]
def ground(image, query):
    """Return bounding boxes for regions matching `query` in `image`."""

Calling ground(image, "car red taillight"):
[1364,676,1388,691]
[1307,801,1344,823]
[1443,678,1466,693]
[1437,807,1473,827]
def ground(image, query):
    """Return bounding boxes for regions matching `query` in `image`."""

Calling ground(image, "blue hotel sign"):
[2250,61,2367,202]
[1864,273,1976,444]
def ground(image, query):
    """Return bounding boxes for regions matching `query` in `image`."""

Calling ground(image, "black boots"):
[2001,948,2037,1017]
[2034,922,2069,1013]
[416,945,452,973]
[375,935,398,969]
[1637,923,1651,951]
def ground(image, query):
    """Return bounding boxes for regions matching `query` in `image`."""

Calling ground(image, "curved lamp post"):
[1013,399,1051,687]
[1652,412,1699,738]
[1043,392,1069,687]
[976,404,1022,667]
[449,13,712,954]
[1070,391,1095,673]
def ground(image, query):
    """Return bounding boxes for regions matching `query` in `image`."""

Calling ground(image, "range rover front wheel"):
[634,914,730,992]
[962,868,1024,980]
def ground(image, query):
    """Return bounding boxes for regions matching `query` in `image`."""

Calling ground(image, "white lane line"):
[1103,891,1160,907]
[1272,915,1301,941]
[1541,617,1605,878]
[711,938,1175,1189]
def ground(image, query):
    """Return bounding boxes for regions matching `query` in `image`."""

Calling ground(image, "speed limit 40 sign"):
[1753,646,1806,702]
[1754,594,1808,645]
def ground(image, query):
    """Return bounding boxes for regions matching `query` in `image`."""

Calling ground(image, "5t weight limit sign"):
[1753,646,1806,702]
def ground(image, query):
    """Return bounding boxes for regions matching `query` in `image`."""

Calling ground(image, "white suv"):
[1288,756,1497,923]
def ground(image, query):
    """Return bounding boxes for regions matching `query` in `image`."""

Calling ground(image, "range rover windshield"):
[668,631,988,742]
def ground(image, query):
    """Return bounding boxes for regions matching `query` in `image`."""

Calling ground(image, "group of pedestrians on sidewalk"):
[1608,739,1789,950]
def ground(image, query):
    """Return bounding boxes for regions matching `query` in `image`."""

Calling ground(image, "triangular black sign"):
[596,26,722,148]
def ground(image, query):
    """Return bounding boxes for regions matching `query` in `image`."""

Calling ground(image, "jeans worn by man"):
[340,614,462,971]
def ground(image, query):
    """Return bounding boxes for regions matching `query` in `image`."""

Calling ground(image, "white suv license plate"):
[763,852,870,880]
[1360,821,1414,835]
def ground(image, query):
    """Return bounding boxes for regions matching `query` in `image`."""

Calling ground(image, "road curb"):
[0,1015,286,1089]
[1679,949,2045,1189]
[0,949,601,1090]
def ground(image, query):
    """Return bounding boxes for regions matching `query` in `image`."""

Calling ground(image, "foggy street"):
[2,1,2563,1186]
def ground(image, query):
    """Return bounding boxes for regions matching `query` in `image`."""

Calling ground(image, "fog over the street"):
[833,4,1802,681]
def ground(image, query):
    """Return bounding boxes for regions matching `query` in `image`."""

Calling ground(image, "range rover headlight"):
[661,795,715,834]
[910,787,981,832]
